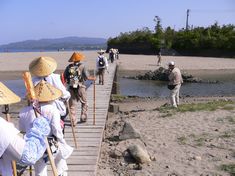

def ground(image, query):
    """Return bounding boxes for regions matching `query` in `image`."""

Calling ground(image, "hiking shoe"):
[80,118,87,123]
[80,114,87,123]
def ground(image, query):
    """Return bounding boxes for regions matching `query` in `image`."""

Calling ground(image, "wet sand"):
[1,51,235,72]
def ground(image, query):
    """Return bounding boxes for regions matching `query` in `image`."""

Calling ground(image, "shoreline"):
[2,68,235,81]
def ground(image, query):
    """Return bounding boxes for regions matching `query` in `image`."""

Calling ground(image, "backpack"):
[68,65,82,88]
[98,57,105,67]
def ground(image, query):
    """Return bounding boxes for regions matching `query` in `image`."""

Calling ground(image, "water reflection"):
[119,78,235,98]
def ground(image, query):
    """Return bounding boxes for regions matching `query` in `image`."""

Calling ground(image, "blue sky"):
[0,0,234,45]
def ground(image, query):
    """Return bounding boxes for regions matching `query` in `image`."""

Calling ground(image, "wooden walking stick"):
[93,70,96,125]
[4,104,17,176]
[61,72,78,148]
[23,72,58,176]
[66,101,78,149]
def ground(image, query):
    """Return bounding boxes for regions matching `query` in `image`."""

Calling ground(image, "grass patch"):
[194,137,206,146]
[177,136,187,145]
[219,131,234,138]
[220,164,235,176]
[161,112,175,118]
[216,117,225,123]
[222,105,235,110]
[227,116,235,124]
[111,94,127,102]
[159,100,234,114]
[192,133,209,146]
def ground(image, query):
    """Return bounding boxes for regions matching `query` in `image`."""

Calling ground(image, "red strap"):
[61,73,66,85]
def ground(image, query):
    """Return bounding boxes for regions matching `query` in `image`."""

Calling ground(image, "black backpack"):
[98,57,105,67]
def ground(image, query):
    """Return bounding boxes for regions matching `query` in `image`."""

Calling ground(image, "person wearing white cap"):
[19,80,73,176]
[167,61,183,108]
[0,82,51,176]
[96,49,108,85]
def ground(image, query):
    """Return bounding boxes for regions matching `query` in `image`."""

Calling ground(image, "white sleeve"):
[50,107,65,143]
[19,107,35,133]
[105,57,109,68]
[96,57,99,69]
[54,74,71,99]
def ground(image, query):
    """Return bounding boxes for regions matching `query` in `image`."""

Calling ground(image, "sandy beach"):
[1,51,235,71]
[1,51,235,176]
[1,51,235,80]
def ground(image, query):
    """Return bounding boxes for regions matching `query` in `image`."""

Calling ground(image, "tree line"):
[107,21,235,57]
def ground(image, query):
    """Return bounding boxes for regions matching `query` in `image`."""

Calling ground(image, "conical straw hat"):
[68,52,85,62]
[29,56,57,77]
[0,82,21,105]
[34,80,62,102]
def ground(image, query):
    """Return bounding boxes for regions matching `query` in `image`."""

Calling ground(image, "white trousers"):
[0,135,25,176]
[170,84,181,107]
[34,149,68,176]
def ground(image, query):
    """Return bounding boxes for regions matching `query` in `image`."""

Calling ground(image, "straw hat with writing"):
[29,56,57,77]
[68,52,85,62]
[34,80,62,102]
[0,82,21,105]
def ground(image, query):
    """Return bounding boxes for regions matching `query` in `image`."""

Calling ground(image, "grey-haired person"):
[167,61,183,108]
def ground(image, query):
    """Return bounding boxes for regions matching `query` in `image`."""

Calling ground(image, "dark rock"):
[109,149,122,158]
[109,103,119,113]
[135,67,218,83]
[119,122,141,140]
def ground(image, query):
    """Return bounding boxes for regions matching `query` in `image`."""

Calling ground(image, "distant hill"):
[0,36,107,52]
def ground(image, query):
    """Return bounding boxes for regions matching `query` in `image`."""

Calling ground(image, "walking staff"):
[66,100,78,148]
[23,72,58,176]
[93,70,96,125]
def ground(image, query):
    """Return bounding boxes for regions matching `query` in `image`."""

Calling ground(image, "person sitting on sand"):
[167,61,183,108]
[19,80,73,176]
[29,56,71,132]
[64,52,95,125]
[0,82,51,176]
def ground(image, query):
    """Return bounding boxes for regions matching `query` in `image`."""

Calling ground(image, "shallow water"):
[3,80,93,98]
[119,78,235,98]
[3,74,235,99]
[3,80,26,98]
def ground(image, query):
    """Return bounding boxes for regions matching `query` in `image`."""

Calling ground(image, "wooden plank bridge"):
[57,63,117,176]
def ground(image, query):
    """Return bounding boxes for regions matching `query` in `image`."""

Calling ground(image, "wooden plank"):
[48,165,96,171]
[63,63,116,176]
[65,134,102,139]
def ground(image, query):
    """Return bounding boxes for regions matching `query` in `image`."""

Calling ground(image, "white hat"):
[97,49,106,54]
[168,61,175,66]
